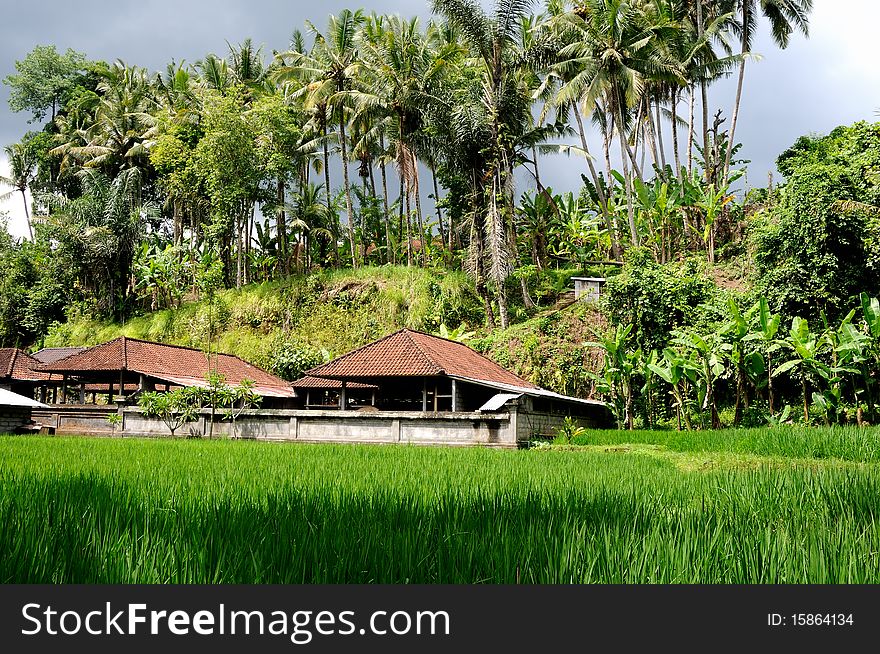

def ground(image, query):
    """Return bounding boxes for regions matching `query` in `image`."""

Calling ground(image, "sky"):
[1,0,879,239]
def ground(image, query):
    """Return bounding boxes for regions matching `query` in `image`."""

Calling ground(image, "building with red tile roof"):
[302,329,605,415]
[36,337,295,404]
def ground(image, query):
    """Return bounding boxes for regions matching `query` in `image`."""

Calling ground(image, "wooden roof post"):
[451,379,458,412]
[340,381,347,410]
[422,379,427,412]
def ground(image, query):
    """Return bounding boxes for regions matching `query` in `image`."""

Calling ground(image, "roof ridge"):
[400,329,444,375]
[6,349,18,378]
[305,329,412,377]
[408,329,539,389]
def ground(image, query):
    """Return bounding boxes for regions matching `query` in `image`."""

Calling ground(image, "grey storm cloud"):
[1,0,879,238]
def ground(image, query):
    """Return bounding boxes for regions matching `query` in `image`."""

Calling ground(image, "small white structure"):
[572,277,606,303]
[0,388,47,433]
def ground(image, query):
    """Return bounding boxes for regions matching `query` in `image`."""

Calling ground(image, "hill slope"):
[43,266,605,396]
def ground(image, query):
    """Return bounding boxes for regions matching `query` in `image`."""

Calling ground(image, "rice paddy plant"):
[1,436,879,584]
[571,426,880,463]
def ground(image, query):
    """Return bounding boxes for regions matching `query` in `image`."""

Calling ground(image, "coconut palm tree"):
[431,0,542,329]
[275,9,366,267]
[51,61,157,181]
[552,0,682,248]
[0,141,37,240]
[723,0,812,183]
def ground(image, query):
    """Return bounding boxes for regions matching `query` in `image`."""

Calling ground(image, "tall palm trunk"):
[724,25,749,185]
[277,177,288,276]
[338,116,358,268]
[687,85,696,176]
[671,89,682,182]
[20,190,33,241]
[379,138,393,263]
[322,118,338,267]
[413,157,425,266]
[654,99,668,173]
[574,103,621,258]
[615,103,639,247]
[431,164,446,254]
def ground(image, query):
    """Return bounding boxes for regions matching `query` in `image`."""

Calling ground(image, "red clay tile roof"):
[31,347,88,364]
[0,348,54,382]
[291,376,378,390]
[36,337,293,396]
[306,330,539,389]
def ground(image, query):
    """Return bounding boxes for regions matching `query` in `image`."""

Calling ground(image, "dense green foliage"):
[753,122,880,322]
[0,0,815,340]
[43,266,483,377]
[1,435,878,583]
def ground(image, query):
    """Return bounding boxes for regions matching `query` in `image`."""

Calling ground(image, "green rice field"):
[2,430,880,584]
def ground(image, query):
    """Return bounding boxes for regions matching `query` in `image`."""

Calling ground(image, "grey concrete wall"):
[0,407,32,433]
[118,408,518,447]
[28,402,610,447]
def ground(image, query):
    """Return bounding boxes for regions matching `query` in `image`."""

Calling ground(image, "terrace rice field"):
[2,429,880,584]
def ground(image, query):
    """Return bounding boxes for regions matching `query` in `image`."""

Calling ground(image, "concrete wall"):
[0,406,31,433]
[30,400,611,447]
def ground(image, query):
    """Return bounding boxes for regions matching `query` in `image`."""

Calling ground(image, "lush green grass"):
[566,426,880,464]
[2,433,880,584]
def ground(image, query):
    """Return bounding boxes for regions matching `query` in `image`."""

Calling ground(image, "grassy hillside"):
[42,266,605,396]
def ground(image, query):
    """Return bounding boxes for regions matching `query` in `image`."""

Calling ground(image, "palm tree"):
[723,0,812,182]
[431,0,540,329]
[552,0,682,248]
[1,141,37,240]
[51,61,157,181]
[354,15,457,266]
[275,9,366,267]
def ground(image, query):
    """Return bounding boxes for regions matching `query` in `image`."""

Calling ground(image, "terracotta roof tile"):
[306,330,538,389]
[36,337,292,394]
[291,376,378,390]
[0,348,54,382]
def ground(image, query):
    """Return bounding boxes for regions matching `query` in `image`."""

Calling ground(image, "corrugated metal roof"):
[31,347,88,364]
[0,388,47,408]
[0,349,55,382]
[478,393,522,412]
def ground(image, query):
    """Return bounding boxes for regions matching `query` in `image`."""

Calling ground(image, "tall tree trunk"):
[413,157,426,266]
[671,88,682,182]
[379,141,393,264]
[696,0,711,181]
[724,56,747,185]
[277,177,288,276]
[322,117,338,267]
[338,116,358,268]
[618,113,639,247]
[654,98,668,173]
[431,164,446,255]
[687,85,696,176]
[574,103,621,258]
[20,190,33,241]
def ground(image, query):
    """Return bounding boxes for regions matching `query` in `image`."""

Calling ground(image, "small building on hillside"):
[0,387,47,433]
[296,329,611,436]
[572,277,607,303]
[35,337,296,408]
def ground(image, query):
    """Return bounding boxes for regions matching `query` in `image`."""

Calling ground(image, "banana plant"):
[587,324,641,430]
[648,347,698,431]
[672,330,729,430]
[773,317,834,424]
[743,298,782,415]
